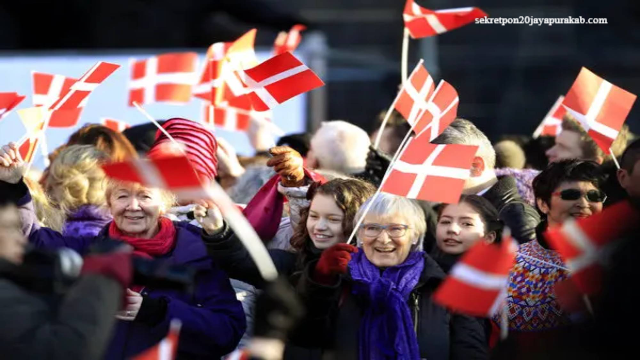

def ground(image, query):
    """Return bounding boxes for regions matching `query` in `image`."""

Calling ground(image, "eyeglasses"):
[552,189,607,203]
[360,223,410,238]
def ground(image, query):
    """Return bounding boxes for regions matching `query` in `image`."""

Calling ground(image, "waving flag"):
[32,72,83,128]
[380,137,477,203]
[545,200,640,295]
[434,235,518,317]
[16,107,47,164]
[413,80,459,140]
[394,62,435,127]
[273,24,306,55]
[202,102,271,132]
[0,92,25,121]
[132,320,181,360]
[129,52,198,106]
[239,52,324,111]
[50,61,120,111]
[561,67,636,153]
[101,118,130,132]
[533,95,566,138]
[403,0,487,39]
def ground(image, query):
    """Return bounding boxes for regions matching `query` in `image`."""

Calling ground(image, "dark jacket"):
[0,259,122,360]
[2,180,246,360]
[482,176,540,243]
[291,253,488,360]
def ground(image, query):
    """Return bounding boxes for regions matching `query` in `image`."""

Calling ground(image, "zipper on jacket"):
[412,292,420,335]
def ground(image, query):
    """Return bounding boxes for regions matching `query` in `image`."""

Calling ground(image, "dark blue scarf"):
[349,251,425,360]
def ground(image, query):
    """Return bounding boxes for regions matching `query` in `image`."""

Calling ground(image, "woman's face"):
[537,181,604,227]
[359,213,414,268]
[436,202,490,255]
[306,194,346,250]
[108,183,166,238]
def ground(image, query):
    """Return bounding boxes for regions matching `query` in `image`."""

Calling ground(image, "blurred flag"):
[545,200,640,295]
[32,72,83,128]
[533,95,566,138]
[0,92,25,121]
[561,67,636,153]
[394,62,435,127]
[16,107,47,164]
[434,235,518,317]
[403,0,487,39]
[128,52,198,106]
[50,61,120,110]
[413,80,459,141]
[273,24,306,55]
[101,118,131,132]
[201,102,271,132]
[239,52,324,111]
[132,320,181,360]
[380,137,477,204]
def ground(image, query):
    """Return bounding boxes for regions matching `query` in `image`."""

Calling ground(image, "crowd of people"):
[0,109,638,360]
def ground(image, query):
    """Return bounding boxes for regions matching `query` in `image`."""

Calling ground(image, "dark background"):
[1,0,638,140]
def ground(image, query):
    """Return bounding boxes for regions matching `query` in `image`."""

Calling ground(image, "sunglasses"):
[552,189,607,203]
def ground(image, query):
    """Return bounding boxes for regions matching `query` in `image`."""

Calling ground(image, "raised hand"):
[267,146,305,187]
[0,142,26,184]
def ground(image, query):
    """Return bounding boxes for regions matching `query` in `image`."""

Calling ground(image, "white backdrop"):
[0,50,307,170]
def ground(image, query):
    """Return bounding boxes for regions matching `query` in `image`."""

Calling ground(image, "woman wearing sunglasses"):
[496,159,605,354]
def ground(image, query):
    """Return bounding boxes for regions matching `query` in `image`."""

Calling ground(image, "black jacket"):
[483,176,540,243]
[0,260,122,360]
[291,253,488,360]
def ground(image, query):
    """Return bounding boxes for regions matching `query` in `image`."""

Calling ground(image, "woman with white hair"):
[295,193,488,360]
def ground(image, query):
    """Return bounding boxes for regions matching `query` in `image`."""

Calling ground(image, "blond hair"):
[24,176,64,232]
[45,145,110,214]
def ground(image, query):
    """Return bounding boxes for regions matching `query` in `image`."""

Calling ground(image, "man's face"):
[0,206,27,265]
[546,130,584,163]
[618,160,640,199]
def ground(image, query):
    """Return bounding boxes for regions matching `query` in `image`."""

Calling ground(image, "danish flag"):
[49,61,120,111]
[403,0,487,39]
[545,200,640,295]
[412,80,459,140]
[273,24,306,55]
[434,234,518,317]
[0,92,25,121]
[380,137,477,204]
[16,107,47,164]
[533,95,566,138]
[132,320,180,360]
[239,52,324,111]
[561,67,636,153]
[101,118,131,132]
[129,52,198,106]
[32,72,83,128]
[202,102,271,132]
[394,62,435,128]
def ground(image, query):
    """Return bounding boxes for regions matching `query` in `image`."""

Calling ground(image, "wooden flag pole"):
[610,148,621,170]
[208,58,215,128]
[401,28,410,85]
[132,102,183,150]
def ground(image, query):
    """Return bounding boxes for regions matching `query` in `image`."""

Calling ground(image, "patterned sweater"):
[498,238,571,331]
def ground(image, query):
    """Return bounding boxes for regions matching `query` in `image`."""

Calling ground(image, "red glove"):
[81,253,133,290]
[313,244,358,285]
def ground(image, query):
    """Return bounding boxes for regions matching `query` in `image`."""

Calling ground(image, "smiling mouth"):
[443,239,462,246]
[313,234,333,240]
[570,213,590,218]
[374,248,395,253]
[125,216,144,221]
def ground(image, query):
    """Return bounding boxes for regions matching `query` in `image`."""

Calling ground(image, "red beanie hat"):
[147,118,218,183]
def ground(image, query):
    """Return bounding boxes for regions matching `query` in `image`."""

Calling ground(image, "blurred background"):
[1,0,639,144]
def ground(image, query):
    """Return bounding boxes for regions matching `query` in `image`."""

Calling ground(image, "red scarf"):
[108,217,177,258]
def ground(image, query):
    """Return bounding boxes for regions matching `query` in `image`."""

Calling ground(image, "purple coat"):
[10,182,246,360]
[63,205,113,237]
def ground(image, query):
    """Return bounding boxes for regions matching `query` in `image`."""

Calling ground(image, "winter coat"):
[0,260,122,360]
[482,176,540,243]
[3,180,246,360]
[494,168,539,207]
[62,204,112,237]
[289,253,488,360]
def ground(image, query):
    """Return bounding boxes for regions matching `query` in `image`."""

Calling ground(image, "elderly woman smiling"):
[0,142,245,360]
[296,193,488,360]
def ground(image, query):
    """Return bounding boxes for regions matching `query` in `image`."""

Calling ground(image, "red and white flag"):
[545,200,640,295]
[0,92,25,121]
[16,107,47,164]
[101,118,131,132]
[394,62,435,128]
[50,61,120,111]
[380,137,478,204]
[239,52,324,111]
[132,320,181,360]
[561,67,637,153]
[403,0,487,39]
[32,72,83,128]
[533,95,566,138]
[273,24,306,55]
[202,102,271,132]
[434,236,518,317]
[413,80,459,141]
[129,52,198,106]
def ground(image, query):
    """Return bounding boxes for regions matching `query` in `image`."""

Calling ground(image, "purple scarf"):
[349,251,425,360]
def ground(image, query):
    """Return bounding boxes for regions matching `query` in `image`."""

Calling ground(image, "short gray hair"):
[432,118,496,169]
[354,193,427,251]
[310,120,370,174]
[228,165,277,204]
